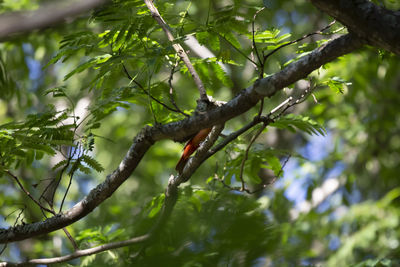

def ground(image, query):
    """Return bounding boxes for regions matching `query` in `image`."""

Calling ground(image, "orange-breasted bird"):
[175,128,212,174]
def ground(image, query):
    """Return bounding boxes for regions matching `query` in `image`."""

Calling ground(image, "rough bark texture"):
[311,0,400,55]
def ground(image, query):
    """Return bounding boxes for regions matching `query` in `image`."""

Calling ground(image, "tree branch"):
[121,63,182,114]
[262,20,336,68]
[0,0,108,41]
[0,33,363,244]
[143,0,208,101]
[0,234,149,266]
[310,0,400,55]
[4,170,54,214]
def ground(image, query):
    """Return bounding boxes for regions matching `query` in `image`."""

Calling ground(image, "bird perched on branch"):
[175,128,212,174]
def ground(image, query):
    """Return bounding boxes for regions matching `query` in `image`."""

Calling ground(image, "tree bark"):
[311,0,400,55]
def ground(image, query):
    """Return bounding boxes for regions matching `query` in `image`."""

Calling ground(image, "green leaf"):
[148,194,165,218]
[76,227,107,244]
[196,31,220,51]
[44,86,67,98]
[64,54,112,81]
[378,187,400,207]
[78,164,92,175]
[106,228,125,241]
[221,31,241,49]
[210,60,233,87]
[253,28,281,41]
[20,143,56,155]
[252,28,291,50]
[52,159,69,171]
[81,155,104,173]
[263,154,282,177]
[271,114,326,136]
[326,76,352,94]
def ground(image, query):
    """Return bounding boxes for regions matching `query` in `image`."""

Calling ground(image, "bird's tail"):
[175,155,188,174]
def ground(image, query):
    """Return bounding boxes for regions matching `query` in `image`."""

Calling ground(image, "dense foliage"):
[0,0,399,266]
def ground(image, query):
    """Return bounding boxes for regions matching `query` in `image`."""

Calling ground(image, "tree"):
[0,0,399,266]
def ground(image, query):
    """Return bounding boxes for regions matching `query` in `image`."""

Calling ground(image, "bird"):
[175,128,212,174]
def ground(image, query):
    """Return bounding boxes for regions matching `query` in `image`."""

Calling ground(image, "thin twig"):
[61,227,78,251]
[237,85,313,190]
[257,98,264,118]
[147,68,158,124]
[247,155,291,194]
[272,155,291,182]
[122,63,182,113]
[215,154,291,194]
[271,83,313,120]
[40,142,77,211]
[205,117,262,159]
[168,57,190,117]
[263,20,336,65]
[4,206,25,222]
[4,170,55,214]
[269,97,292,114]
[60,172,75,212]
[144,0,208,101]
[238,123,267,191]
[213,173,243,192]
[0,244,6,256]
[252,7,265,72]
[13,208,25,227]
[215,31,258,66]
[205,93,298,160]
[59,146,83,213]
[177,1,191,36]
[236,97,266,190]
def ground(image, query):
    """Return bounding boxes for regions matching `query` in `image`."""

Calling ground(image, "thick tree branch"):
[310,0,400,55]
[0,33,363,244]
[143,0,208,101]
[0,0,108,41]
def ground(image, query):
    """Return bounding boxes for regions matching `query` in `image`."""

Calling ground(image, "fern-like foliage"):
[81,154,104,173]
[270,114,326,136]
[0,109,75,171]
